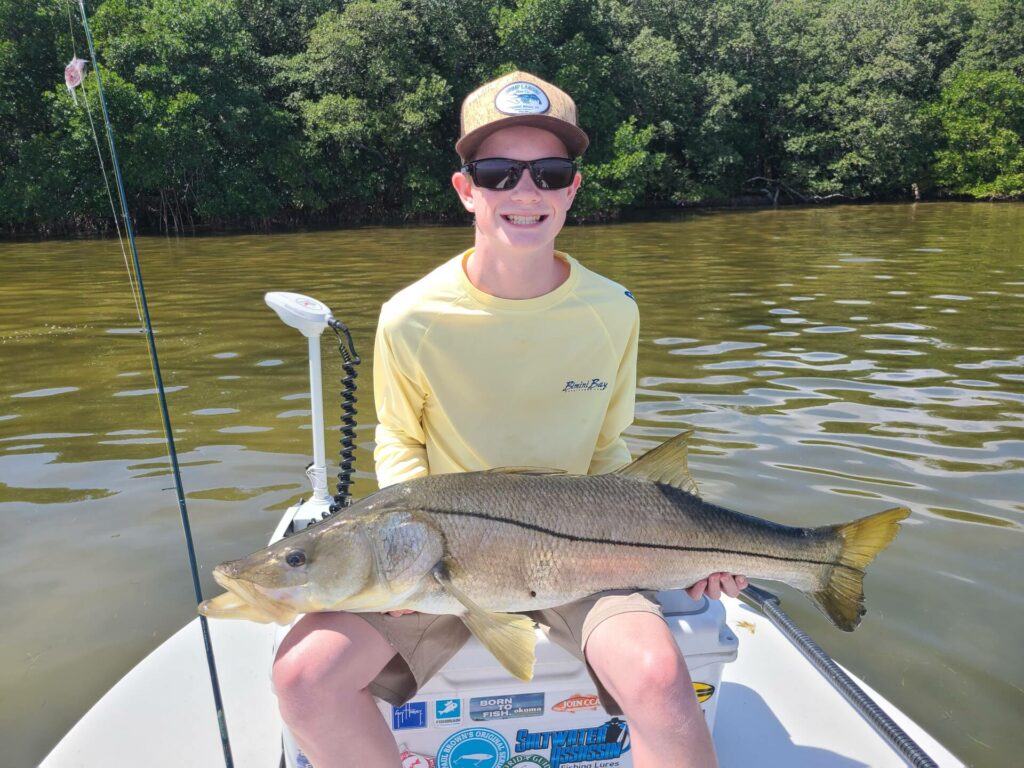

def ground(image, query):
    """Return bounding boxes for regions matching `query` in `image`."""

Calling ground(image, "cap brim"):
[456,115,589,162]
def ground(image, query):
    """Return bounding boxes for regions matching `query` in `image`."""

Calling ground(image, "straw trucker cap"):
[456,71,590,161]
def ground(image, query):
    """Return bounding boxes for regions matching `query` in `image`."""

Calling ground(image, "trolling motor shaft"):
[264,292,360,514]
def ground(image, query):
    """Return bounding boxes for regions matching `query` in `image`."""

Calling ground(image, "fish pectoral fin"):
[432,564,536,682]
[198,590,279,624]
[615,429,700,496]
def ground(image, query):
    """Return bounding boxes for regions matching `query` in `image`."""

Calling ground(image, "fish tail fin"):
[811,506,910,631]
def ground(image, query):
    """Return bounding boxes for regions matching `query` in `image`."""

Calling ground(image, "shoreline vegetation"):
[2,0,1022,238]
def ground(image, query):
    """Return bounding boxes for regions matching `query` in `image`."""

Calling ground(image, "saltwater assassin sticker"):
[514,718,630,768]
[470,693,545,721]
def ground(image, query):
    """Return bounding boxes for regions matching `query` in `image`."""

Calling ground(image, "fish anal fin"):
[432,564,536,681]
[615,430,700,496]
[811,506,910,631]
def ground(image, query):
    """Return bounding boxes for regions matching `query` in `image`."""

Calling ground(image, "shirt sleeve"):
[372,308,430,488]
[587,303,639,475]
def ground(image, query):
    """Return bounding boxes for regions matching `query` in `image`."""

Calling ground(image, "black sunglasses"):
[460,157,577,191]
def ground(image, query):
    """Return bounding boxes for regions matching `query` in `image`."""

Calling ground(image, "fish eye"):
[285,550,306,567]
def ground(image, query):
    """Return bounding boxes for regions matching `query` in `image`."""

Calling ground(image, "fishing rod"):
[70,2,233,765]
[741,584,939,768]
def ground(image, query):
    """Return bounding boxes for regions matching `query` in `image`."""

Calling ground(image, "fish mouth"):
[209,566,297,624]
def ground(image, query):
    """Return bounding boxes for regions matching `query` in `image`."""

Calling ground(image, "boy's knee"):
[615,641,690,705]
[272,630,367,722]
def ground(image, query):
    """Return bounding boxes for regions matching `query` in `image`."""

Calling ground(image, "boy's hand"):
[687,572,748,600]
[387,609,416,617]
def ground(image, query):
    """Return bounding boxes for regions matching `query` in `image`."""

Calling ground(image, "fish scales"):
[384,471,837,611]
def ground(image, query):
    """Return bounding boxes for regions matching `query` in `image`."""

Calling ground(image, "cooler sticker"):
[513,718,630,768]
[495,82,550,115]
[551,694,600,715]
[435,697,463,726]
[694,682,715,703]
[438,727,511,768]
[502,756,552,767]
[624,290,635,301]
[470,693,545,721]
[401,750,436,768]
[392,701,428,730]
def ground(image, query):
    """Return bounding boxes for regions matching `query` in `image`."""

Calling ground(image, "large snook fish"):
[200,432,908,680]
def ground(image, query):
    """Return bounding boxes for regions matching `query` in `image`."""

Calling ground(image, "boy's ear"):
[452,171,475,212]
[564,171,583,209]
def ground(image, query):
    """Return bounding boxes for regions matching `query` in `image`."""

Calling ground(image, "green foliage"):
[930,69,1024,198]
[1,0,1021,232]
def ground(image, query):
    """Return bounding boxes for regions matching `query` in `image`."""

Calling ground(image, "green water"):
[2,203,1021,766]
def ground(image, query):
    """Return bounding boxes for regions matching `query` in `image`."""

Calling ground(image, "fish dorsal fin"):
[480,467,567,476]
[615,430,700,496]
[432,563,537,681]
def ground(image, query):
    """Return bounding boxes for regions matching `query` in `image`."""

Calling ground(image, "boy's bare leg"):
[273,612,400,768]
[586,611,718,768]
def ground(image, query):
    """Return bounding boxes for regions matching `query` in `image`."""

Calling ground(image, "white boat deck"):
[41,598,963,767]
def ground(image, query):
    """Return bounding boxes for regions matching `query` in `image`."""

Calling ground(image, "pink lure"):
[65,58,87,90]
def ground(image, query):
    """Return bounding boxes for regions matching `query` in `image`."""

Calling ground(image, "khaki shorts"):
[359,590,663,716]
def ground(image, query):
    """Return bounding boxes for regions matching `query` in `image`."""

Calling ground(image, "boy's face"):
[452,126,582,254]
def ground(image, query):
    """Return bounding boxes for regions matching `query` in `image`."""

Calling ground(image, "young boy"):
[273,71,746,768]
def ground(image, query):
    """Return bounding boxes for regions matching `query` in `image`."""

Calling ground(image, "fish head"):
[210,513,379,617]
[202,508,444,621]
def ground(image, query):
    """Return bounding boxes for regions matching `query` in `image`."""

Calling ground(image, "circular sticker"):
[495,82,550,115]
[502,756,552,768]
[438,727,510,768]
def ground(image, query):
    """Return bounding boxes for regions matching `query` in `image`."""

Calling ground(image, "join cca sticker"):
[437,727,510,768]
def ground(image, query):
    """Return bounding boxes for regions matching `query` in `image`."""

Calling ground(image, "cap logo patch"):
[495,82,550,115]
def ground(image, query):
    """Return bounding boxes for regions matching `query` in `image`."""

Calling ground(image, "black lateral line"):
[428,507,855,572]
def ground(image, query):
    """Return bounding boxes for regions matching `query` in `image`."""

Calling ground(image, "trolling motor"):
[264,291,361,530]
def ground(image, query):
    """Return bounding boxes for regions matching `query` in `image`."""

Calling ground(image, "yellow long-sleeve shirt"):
[373,248,639,487]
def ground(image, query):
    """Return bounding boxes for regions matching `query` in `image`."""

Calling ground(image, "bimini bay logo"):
[514,718,630,768]
[562,378,608,392]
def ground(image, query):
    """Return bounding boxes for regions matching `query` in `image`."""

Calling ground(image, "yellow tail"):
[811,506,910,631]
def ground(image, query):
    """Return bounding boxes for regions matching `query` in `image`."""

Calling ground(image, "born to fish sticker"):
[693,682,716,703]
[495,82,550,115]
[470,692,544,721]
[437,727,510,768]
[551,694,600,715]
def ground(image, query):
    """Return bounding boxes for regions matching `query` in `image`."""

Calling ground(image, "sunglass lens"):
[530,158,575,190]
[473,159,520,190]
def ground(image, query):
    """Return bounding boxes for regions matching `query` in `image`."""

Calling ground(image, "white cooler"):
[283,591,738,768]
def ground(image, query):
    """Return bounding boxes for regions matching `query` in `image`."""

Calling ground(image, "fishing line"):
[64,0,142,324]
[69,2,233,765]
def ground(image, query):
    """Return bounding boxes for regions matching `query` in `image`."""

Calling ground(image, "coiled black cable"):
[328,318,360,513]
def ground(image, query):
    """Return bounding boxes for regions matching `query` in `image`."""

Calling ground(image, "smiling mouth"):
[502,214,547,225]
